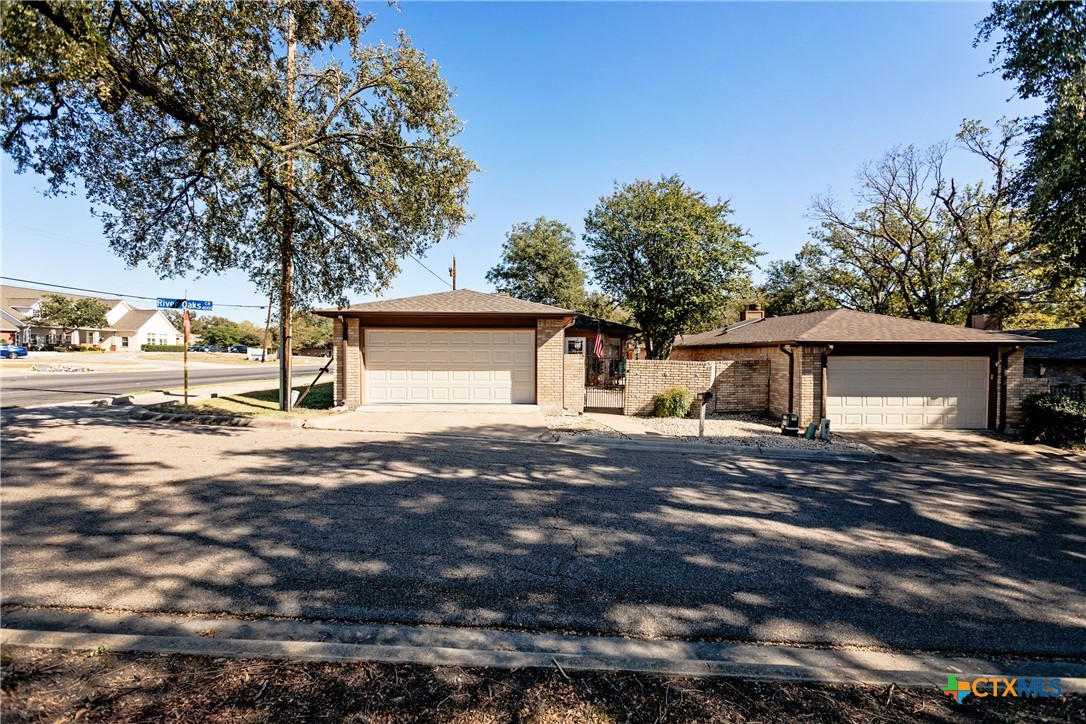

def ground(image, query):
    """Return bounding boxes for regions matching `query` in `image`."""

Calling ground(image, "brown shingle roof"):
[676,309,1053,348]
[0,284,123,311]
[315,289,575,316]
[112,309,163,332]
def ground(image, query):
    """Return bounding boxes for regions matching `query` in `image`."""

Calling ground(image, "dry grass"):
[2,647,1081,723]
[148,382,336,419]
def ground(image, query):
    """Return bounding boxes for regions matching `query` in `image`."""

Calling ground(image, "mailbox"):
[781,412,800,437]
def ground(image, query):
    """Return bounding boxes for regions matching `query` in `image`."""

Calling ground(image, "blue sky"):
[0,1,1039,323]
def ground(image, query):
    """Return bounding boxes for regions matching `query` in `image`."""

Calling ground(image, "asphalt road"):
[0,364,322,407]
[2,406,1084,658]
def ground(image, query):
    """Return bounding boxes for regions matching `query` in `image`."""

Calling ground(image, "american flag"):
[593,331,604,359]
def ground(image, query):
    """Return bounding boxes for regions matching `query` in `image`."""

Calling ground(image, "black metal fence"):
[1048,383,1085,402]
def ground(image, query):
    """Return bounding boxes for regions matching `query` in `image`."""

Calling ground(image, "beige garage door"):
[365,329,535,404]
[826,356,988,430]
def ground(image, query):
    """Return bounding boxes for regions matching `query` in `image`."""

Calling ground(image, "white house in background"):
[0,284,182,349]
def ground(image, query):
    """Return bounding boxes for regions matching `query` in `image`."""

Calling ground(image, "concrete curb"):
[2,610,1083,689]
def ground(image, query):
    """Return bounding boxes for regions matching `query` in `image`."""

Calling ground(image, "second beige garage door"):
[364,329,535,404]
[826,356,989,430]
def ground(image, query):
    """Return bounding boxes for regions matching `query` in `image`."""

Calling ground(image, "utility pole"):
[279,14,297,411]
[261,289,273,364]
[449,256,457,290]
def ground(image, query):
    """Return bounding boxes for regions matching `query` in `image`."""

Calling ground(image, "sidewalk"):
[4,608,1083,689]
[582,411,669,438]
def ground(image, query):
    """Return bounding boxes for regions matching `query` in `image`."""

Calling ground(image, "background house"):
[0,284,182,350]
[1012,328,1086,401]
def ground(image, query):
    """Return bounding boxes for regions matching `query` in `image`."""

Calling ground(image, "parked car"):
[229,344,248,354]
[204,345,222,353]
[0,343,28,359]
[187,345,207,352]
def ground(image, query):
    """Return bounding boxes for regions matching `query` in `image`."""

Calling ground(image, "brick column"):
[344,318,362,408]
[563,351,585,413]
[795,345,827,428]
[1002,347,1026,429]
[536,318,567,414]
[332,317,345,405]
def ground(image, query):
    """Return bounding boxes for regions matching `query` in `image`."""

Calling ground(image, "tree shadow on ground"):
[2,410,1085,658]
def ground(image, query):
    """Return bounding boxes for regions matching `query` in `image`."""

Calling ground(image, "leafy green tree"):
[761,256,835,318]
[31,294,109,344]
[291,311,333,348]
[1,1,476,407]
[977,1,1086,282]
[486,218,587,310]
[236,321,266,347]
[584,175,758,358]
[199,317,246,347]
[581,290,633,325]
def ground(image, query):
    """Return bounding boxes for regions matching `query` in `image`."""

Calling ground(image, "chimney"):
[966,313,1002,331]
[740,303,765,322]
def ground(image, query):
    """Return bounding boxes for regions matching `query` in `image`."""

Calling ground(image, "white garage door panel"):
[365,329,535,404]
[827,357,988,430]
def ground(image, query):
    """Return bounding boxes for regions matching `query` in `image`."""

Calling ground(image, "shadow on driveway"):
[2,406,1085,658]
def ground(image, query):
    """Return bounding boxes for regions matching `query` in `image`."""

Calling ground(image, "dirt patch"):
[2,647,1081,723]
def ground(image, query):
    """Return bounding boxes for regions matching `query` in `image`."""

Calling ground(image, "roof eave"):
[312,309,573,318]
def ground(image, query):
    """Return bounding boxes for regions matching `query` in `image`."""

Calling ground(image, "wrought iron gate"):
[584,350,626,411]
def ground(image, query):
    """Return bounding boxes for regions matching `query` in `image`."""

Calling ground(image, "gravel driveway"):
[550,412,872,451]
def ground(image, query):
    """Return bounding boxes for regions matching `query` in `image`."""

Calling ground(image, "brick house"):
[671,306,1052,431]
[315,289,583,413]
[1012,328,1086,400]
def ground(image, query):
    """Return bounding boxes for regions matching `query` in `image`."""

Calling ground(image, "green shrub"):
[141,344,187,352]
[652,386,693,417]
[1021,393,1086,448]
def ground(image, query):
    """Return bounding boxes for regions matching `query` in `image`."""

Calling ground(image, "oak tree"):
[2,0,476,407]
[977,1,1086,282]
[486,218,588,310]
[584,176,757,358]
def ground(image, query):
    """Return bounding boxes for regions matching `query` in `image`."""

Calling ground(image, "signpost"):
[157,297,213,406]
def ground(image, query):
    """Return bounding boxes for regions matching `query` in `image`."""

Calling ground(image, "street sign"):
[156,298,213,311]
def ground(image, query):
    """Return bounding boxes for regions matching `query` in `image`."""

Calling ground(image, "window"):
[147,334,157,345]
[121,337,129,348]
[566,338,585,354]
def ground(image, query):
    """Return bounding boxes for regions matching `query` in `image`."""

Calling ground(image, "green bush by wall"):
[652,386,693,418]
[141,344,187,352]
[1021,393,1086,448]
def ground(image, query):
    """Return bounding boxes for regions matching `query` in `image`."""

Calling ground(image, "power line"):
[5,222,455,290]
[407,252,453,288]
[0,276,267,309]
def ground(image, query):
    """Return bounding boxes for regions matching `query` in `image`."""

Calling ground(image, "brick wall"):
[623,360,712,416]
[794,345,828,428]
[563,351,585,414]
[1025,360,1086,386]
[1002,347,1027,428]
[332,317,345,405]
[536,318,567,413]
[671,344,787,417]
[711,359,770,413]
